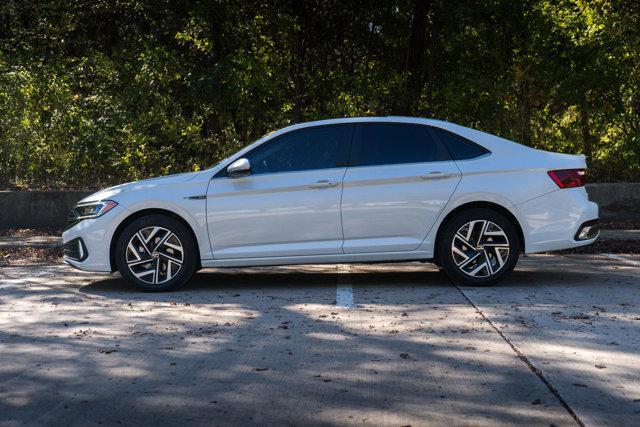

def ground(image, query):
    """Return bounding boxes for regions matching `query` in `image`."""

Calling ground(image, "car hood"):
[79,171,202,204]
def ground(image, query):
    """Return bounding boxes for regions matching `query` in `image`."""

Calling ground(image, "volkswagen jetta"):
[63,117,599,291]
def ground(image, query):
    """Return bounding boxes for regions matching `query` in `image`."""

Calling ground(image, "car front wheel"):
[437,208,520,286]
[115,214,197,292]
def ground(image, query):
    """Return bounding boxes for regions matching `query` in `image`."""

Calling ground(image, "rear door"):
[341,123,461,253]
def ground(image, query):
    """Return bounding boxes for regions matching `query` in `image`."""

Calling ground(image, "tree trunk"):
[395,0,432,115]
[291,1,307,122]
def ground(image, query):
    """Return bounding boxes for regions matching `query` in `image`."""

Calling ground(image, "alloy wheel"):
[125,226,184,285]
[451,220,510,278]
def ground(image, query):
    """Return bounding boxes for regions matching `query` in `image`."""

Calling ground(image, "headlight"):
[67,200,118,229]
[74,200,118,219]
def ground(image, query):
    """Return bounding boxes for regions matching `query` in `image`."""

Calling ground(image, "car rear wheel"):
[115,215,197,292]
[437,208,520,286]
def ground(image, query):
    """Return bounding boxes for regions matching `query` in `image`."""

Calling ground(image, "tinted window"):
[431,127,490,160]
[353,124,450,167]
[246,125,351,174]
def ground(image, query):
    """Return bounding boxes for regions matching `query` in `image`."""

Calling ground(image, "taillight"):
[547,169,586,188]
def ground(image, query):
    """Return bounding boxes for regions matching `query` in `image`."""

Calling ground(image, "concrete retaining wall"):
[0,191,94,229]
[586,183,640,222]
[0,183,638,229]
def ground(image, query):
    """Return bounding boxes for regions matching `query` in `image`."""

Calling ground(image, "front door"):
[341,123,461,253]
[207,125,353,259]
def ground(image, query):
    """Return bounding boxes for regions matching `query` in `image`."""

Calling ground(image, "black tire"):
[437,208,520,286]
[115,214,197,292]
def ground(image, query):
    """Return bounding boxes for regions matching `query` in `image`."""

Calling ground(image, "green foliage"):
[0,0,638,189]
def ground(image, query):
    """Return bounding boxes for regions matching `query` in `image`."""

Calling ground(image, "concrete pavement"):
[1,254,639,425]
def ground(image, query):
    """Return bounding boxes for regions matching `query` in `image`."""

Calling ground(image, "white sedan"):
[62,117,599,291]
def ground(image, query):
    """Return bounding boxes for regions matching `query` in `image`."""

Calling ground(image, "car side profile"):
[62,117,599,291]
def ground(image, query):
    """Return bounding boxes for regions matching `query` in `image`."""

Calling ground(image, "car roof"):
[275,116,452,132]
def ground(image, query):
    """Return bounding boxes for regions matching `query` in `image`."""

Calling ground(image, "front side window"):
[352,124,451,167]
[247,125,351,175]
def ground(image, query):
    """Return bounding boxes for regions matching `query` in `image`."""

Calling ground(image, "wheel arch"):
[109,208,201,272]
[434,201,525,259]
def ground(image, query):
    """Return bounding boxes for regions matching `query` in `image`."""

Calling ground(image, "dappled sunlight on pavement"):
[1,255,639,425]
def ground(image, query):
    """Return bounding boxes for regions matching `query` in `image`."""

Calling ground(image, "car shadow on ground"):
[80,268,450,296]
[78,258,613,299]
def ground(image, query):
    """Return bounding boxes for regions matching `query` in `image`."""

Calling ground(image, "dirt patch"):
[0,247,63,266]
[552,240,640,255]
[601,221,640,230]
[0,228,62,237]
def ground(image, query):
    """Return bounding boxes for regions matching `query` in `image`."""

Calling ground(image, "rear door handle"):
[420,171,453,180]
[308,180,338,189]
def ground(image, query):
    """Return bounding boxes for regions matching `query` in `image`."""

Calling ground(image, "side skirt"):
[200,250,434,268]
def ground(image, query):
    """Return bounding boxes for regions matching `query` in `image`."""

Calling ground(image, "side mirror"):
[227,158,251,178]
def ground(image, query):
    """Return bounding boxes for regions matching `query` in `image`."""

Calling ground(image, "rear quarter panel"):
[419,122,586,255]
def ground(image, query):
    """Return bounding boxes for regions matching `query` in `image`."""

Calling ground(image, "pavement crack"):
[453,283,585,427]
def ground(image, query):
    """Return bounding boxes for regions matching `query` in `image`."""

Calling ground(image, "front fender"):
[115,199,212,260]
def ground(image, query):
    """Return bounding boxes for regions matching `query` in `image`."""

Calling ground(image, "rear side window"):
[246,125,351,174]
[352,124,451,167]
[431,127,490,160]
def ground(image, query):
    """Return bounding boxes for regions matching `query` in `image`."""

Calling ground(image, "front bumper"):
[62,204,128,272]
[63,237,88,262]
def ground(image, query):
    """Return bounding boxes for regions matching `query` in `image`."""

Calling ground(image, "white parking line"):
[336,264,354,308]
[603,253,640,267]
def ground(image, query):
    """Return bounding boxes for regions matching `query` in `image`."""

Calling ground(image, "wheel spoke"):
[455,232,473,248]
[451,244,469,260]
[135,231,152,256]
[477,220,488,245]
[494,247,507,269]
[468,261,488,276]
[153,258,160,285]
[144,227,162,244]
[153,231,172,252]
[127,258,153,268]
[159,252,183,264]
[464,221,476,241]
[163,240,182,251]
[458,252,482,269]
[133,268,155,280]
[483,250,494,275]
[127,241,142,261]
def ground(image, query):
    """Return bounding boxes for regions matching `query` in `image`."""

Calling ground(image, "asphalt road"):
[1,254,639,426]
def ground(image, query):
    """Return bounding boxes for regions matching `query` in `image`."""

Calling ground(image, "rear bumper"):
[514,187,599,253]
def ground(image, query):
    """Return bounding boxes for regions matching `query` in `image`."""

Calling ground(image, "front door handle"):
[308,180,338,189]
[420,171,453,180]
